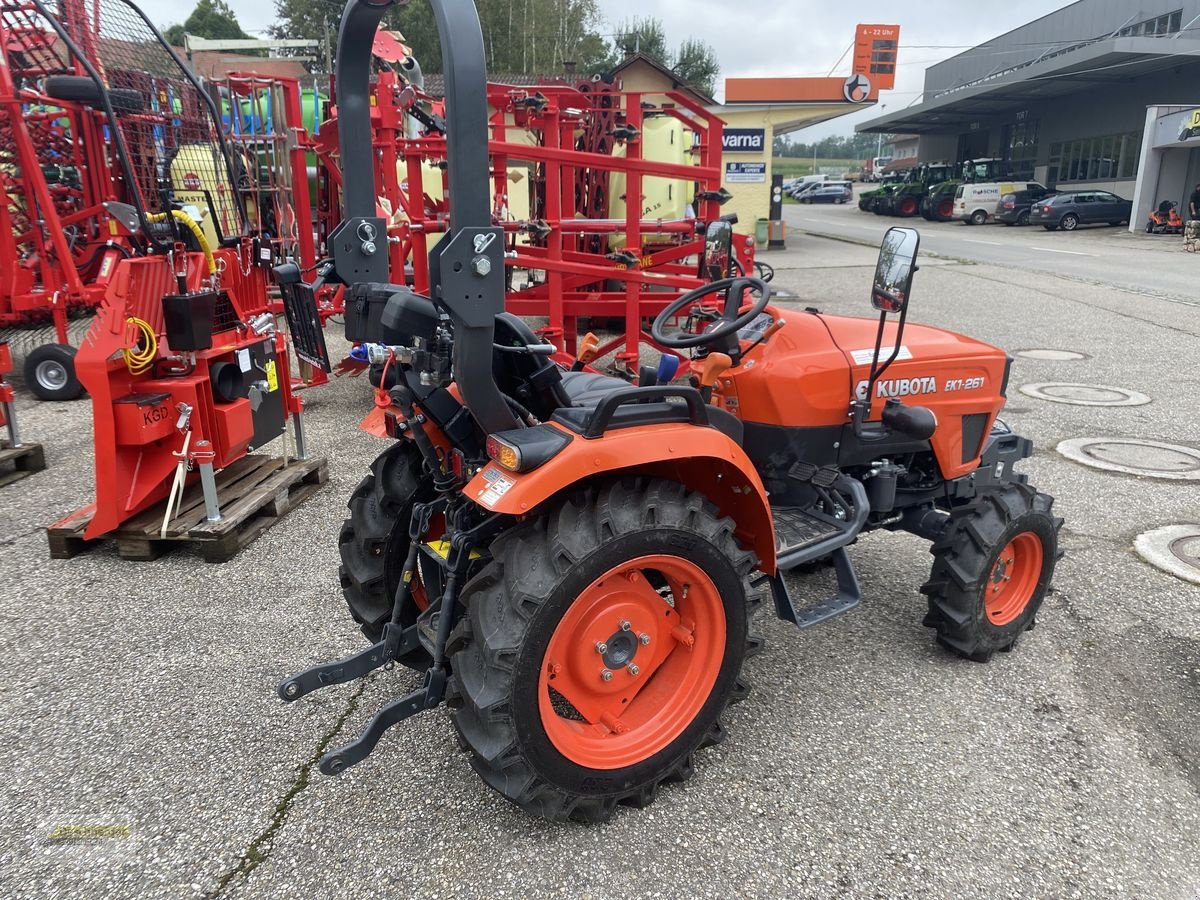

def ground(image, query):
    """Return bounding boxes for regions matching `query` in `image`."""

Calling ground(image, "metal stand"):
[2,399,20,448]
[194,440,222,522]
[291,405,308,461]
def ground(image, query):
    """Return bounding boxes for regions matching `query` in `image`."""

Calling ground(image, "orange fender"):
[464,421,777,574]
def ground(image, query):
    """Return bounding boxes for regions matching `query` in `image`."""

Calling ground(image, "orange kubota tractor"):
[280,0,1064,822]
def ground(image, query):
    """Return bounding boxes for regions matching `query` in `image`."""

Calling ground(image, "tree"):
[672,37,719,98]
[165,0,252,47]
[272,0,608,76]
[611,17,667,63]
[606,17,719,98]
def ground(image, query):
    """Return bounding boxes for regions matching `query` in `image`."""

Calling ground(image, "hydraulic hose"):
[146,209,216,275]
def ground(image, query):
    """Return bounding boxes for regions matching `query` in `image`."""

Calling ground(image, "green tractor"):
[858,171,907,213]
[880,163,954,217]
[923,158,1016,222]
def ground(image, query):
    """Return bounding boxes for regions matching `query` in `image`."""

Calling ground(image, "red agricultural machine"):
[0,0,141,398]
[29,0,324,558]
[281,0,1063,823]
[309,43,751,373]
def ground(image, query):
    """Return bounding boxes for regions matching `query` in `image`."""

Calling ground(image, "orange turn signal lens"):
[485,435,521,471]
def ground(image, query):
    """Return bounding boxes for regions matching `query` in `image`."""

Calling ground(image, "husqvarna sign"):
[723,129,765,153]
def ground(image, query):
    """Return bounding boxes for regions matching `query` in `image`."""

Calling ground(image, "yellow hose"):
[123,316,157,375]
[146,209,215,275]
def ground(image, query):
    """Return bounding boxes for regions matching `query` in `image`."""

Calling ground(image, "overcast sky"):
[140,0,1075,139]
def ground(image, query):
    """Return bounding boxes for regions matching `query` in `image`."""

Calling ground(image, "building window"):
[1117,9,1183,37]
[1002,116,1039,179]
[1047,130,1142,184]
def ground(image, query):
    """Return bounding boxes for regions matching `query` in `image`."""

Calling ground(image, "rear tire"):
[23,343,82,401]
[1017,210,1030,226]
[921,484,1062,662]
[1059,214,1079,231]
[969,210,988,226]
[338,441,436,668]
[447,479,757,822]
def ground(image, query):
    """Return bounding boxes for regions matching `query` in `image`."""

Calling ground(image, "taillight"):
[1003,200,1014,209]
[485,435,522,471]
[484,425,572,473]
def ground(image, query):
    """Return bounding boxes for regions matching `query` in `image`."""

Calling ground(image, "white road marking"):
[962,239,1002,246]
[1030,247,1096,257]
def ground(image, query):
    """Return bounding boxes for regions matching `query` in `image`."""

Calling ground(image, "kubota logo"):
[855,376,937,401]
[182,173,201,190]
[843,73,871,103]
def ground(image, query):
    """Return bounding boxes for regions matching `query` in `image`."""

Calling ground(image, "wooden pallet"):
[0,440,46,487]
[47,454,327,563]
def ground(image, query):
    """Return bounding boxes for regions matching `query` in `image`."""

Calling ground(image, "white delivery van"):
[955,181,1047,225]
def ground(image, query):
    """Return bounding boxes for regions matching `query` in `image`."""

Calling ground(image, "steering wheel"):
[651,277,771,349]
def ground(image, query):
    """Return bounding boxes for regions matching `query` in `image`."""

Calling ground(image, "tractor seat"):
[559,370,631,406]
[555,370,743,445]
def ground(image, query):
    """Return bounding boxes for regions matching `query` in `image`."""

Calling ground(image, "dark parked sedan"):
[994,187,1055,226]
[1029,190,1132,231]
[799,184,853,204]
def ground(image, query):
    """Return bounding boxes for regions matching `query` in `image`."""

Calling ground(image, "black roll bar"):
[332,0,518,433]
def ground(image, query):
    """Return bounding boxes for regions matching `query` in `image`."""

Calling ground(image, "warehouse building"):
[857,1,1200,228]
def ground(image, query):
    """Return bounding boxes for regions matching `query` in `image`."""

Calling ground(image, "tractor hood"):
[820,313,1011,417]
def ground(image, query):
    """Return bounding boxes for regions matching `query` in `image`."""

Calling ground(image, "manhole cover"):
[1020,383,1151,407]
[1134,525,1200,586]
[1057,438,1200,479]
[1014,349,1088,361]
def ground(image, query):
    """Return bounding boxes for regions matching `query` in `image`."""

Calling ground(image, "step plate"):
[792,593,861,628]
[773,506,844,556]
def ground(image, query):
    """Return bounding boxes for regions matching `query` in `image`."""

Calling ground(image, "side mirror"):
[872,226,920,313]
[699,218,734,281]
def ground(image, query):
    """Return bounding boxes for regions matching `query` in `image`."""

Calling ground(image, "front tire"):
[921,484,1062,662]
[447,479,756,822]
[23,343,82,401]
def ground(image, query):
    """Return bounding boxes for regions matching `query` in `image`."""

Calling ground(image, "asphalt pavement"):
[786,189,1200,308]
[1,230,1199,898]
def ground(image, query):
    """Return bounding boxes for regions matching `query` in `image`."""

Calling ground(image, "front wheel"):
[23,343,82,401]
[921,484,1062,662]
[448,479,756,822]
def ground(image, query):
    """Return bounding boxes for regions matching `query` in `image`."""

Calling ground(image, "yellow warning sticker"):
[424,540,482,560]
[265,359,279,392]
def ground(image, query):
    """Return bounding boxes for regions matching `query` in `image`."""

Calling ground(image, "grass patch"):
[773,157,860,179]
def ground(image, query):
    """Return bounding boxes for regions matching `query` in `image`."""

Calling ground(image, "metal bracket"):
[276,624,422,702]
[319,668,446,775]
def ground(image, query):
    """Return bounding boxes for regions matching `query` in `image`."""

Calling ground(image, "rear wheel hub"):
[539,554,725,769]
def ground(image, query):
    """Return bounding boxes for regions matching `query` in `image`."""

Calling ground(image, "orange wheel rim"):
[985,533,1043,626]
[538,554,726,770]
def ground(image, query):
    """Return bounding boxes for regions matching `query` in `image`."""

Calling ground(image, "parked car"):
[994,186,1056,226]
[954,181,1048,225]
[1030,191,1133,231]
[800,183,853,204]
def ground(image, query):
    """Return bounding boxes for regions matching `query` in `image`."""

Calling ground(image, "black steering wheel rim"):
[651,276,771,349]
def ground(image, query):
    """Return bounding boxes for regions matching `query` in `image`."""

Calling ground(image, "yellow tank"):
[609,116,695,249]
[169,144,245,248]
